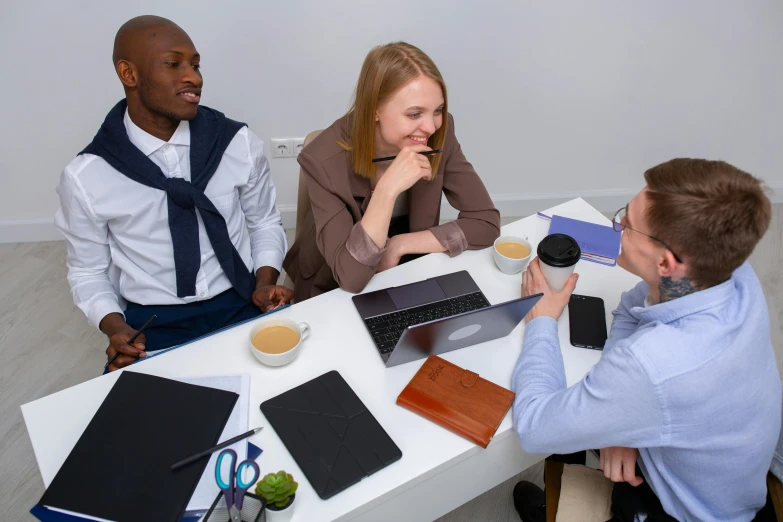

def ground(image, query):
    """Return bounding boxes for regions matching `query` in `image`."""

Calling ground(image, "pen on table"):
[104,314,157,371]
[371,149,443,163]
[170,427,264,471]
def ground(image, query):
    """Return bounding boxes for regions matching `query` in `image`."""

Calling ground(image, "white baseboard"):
[276,190,636,230]
[0,219,64,243]
[3,186,781,244]
[442,189,638,221]
[278,204,298,230]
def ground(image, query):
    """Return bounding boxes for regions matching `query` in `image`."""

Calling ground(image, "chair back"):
[295,129,324,240]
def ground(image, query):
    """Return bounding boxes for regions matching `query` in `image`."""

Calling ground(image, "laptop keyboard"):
[364,292,491,355]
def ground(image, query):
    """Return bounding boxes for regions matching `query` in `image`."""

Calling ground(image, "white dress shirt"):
[55,110,287,329]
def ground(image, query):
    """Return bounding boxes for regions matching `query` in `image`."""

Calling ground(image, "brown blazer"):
[283,114,500,302]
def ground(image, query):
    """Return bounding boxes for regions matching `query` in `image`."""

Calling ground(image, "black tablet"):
[260,370,402,499]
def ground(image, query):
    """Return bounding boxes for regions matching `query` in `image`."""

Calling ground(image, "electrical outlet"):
[270,137,306,158]
[270,138,293,158]
[291,137,305,156]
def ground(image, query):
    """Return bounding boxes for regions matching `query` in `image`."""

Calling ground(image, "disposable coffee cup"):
[537,233,581,292]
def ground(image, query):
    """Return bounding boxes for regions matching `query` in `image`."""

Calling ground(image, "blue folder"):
[548,215,621,267]
[30,505,202,522]
[136,303,291,365]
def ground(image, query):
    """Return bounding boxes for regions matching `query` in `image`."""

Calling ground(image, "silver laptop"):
[352,270,542,367]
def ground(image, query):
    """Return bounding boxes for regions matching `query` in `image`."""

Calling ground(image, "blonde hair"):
[340,42,448,178]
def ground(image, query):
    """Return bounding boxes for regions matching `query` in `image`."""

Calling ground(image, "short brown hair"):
[339,42,448,178]
[644,158,771,288]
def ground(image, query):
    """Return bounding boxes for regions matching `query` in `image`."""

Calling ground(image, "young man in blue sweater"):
[512,159,780,522]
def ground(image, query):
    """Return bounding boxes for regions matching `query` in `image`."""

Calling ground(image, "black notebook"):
[39,372,238,522]
[260,370,402,499]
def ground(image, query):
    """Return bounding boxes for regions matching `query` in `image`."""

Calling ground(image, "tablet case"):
[396,355,515,448]
[260,371,402,499]
[38,372,238,522]
[31,444,263,522]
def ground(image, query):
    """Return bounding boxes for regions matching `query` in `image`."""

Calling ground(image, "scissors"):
[215,448,260,522]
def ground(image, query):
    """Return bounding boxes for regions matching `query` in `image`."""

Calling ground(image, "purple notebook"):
[548,215,621,267]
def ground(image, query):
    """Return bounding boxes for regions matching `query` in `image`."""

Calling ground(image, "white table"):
[21,198,640,522]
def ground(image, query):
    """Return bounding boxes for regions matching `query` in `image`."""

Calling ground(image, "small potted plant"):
[255,470,298,522]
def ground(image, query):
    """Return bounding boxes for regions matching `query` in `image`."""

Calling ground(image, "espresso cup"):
[493,235,533,274]
[537,233,581,292]
[248,318,311,367]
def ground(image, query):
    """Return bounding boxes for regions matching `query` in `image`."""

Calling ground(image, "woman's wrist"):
[374,176,399,201]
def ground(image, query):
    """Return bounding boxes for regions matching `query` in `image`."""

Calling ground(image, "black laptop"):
[352,270,542,367]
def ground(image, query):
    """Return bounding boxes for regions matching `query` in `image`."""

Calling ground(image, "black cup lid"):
[537,234,581,268]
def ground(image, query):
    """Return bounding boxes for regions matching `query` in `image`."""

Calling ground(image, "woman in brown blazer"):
[283,42,500,302]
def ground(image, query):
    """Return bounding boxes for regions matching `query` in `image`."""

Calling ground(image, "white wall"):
[1,0,782,241]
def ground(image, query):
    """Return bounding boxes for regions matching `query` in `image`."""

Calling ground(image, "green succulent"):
[255,470,298,509]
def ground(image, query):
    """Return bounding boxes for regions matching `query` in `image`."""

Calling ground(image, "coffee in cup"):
[493,235,533,274]
[252,326,300,354]
[537,233,581,291]
[496,241,530,259]
[248,318,310,367]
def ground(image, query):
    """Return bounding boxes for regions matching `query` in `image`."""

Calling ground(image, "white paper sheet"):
[179,374,251,514]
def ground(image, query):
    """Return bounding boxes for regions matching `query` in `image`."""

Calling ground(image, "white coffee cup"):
[248,318,311,367]
[537,233,581,292]
[492,235,533,274]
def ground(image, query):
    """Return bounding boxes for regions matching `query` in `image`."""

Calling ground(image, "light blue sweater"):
[512,262,781,521]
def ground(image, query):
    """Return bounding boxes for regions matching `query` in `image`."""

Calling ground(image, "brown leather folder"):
[396,355,515,448]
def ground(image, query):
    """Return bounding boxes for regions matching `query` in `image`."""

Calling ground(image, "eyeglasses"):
[613,206,683,263]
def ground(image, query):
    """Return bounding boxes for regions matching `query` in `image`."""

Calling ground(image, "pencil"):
[170,427,264,470]
[104,314,157,371]
[371,149,443,163]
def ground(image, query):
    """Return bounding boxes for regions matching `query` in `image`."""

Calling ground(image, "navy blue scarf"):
[81,99,256,301]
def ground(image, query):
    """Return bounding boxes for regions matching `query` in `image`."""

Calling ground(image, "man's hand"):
[253,285,294,312]
[253,266,292,311]
[100,313,146,372]
[378,235,406,273]
[521,257,578,321]
[105,330,147,371]
[600,447,643,487]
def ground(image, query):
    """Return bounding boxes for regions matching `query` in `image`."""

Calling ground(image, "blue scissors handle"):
[215,449,237,509]
[215,449,260,514]
[234,460,260,510]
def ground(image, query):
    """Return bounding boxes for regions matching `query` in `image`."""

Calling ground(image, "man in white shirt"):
[55,15,291,371]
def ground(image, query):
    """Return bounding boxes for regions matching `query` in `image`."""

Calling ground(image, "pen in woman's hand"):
[372,149,443,163]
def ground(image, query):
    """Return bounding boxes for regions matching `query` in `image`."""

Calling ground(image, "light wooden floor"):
[1,208,781,521]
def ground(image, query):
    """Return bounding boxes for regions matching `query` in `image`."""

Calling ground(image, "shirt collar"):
[632,269,738,325]
[123,109,191,157]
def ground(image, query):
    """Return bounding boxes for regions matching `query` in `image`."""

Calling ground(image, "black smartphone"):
[569,294,608,350]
